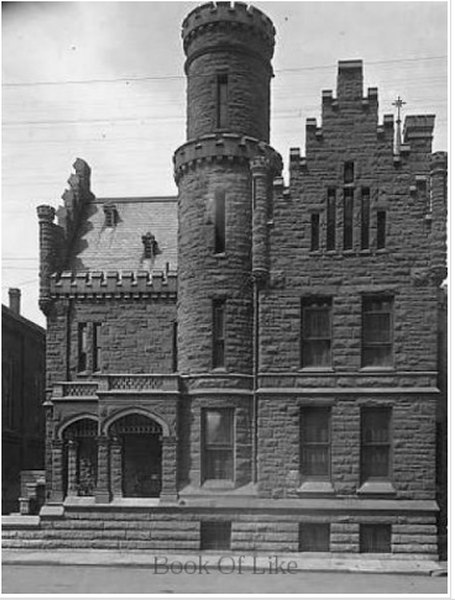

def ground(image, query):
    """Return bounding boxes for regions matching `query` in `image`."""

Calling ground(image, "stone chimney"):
[8,288,21,315]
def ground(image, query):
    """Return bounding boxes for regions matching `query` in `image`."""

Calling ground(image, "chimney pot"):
[8,288,21,315]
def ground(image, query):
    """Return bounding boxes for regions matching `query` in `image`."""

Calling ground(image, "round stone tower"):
[174,2,282,383]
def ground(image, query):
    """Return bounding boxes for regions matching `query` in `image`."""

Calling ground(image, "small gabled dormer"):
[103,202,118,228]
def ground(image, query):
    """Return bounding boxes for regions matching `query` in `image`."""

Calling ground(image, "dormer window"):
[103,203,117,228]
[142,232,158,259]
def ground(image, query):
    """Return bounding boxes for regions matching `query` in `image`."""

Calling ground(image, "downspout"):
[250,155,269,483]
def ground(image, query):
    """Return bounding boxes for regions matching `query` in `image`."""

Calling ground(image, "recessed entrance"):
[110,414,162,498]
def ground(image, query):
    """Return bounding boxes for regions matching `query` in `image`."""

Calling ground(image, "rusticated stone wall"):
[46,298,176,383]
[257,394,436,500]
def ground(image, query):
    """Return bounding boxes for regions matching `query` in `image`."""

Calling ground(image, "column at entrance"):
[49,438,64,503]
[110,436,123,499]
[95,435,110,503]
[67,439,78,496]
[160,436,178,503]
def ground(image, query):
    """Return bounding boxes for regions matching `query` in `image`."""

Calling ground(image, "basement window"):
[299,523,330,552]
[360,524,391,553]
[200,521,231,550]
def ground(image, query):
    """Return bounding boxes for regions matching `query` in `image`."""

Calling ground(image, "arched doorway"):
[109,414,162,498]
[62,418,98,497]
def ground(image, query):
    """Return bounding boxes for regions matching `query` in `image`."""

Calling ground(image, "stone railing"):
[52,374,180,400]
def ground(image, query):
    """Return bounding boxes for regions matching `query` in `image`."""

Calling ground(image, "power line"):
[2,55,447,88]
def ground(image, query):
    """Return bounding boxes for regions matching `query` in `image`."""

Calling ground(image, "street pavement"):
[1,563,448,595]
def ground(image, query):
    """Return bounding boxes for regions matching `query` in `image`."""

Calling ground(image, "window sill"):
[359,366,395,372]
[202,479,235,490]
[309,250,322,256]
[325,250,337,255]
[359,249,372,255]
[297,480,335,495]
[357,481,396,496]
[211,367,228,374]
[213,252,227,259]
[376,248,387,254]
[342,249,355,256]
[299,367,334,372]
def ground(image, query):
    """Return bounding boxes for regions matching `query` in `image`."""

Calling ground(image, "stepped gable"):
[68,196,177,274]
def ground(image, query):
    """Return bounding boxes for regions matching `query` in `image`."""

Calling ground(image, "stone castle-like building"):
[18,3,447,555]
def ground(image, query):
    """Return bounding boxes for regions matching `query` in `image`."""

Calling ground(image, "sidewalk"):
[2,549,445,576]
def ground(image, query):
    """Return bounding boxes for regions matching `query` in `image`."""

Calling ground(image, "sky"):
[2,1,448,327]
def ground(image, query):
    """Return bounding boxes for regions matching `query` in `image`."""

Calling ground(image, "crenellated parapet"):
[173,133,282,183]
[182,1,275,61]
[49,270,177,300]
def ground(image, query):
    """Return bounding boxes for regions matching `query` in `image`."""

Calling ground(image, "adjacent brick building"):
[15,2,446,556]
[2,289,46,514]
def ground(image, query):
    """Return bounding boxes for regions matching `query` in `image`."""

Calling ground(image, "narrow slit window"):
[77,323,88,372]
[212,299,225,368]
[172,322,178,372]
[360,524,391,553]
[92,323,102,372]
[311,213,320,251]
[361,188,370,249]
[216,74,228,129]
[214,190,226,254]
[344,161,354,184]
[377,211,386,249]
[343,188,354,250]
[326,188,336,251]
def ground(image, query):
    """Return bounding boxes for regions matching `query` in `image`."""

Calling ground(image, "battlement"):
[173,133,282,182]
[182,2,275,51]
[49,270,178,299]
[430,151,447,172]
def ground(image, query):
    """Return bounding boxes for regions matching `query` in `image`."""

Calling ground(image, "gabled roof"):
[68,196,177,273]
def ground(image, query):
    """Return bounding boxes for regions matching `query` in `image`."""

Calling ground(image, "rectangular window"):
[299,523,330,552]
[377,210,386,249]
[362,296,393,367]
[301,297,332,367]
[360,524,391,553]
[311,213,320,251]
[77,323,88,372]
[326,188,336,251]
[343,188,354,250]
[361,407,391,480]
[92,323,102,372]
[172,322,178,372]
[203,409,234,481]
[300,407,331,478]
[214,189,226,254]
[216,73,228,129]
[200,521,231,550]
[212,299,226,368]
[344,161,354,184]
[361,188,370,249]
